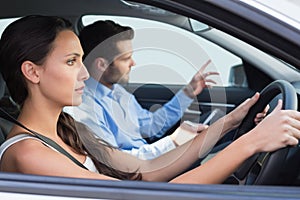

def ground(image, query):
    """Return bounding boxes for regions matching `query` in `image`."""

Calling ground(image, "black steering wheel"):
[232,80,300,185]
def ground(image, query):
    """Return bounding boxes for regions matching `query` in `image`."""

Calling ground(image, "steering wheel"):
[232,80,300,185]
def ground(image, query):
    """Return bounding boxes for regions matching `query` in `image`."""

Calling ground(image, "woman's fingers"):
[254,105,270,124]
[265,108,300,149]
[238,92,260,112]
[285,111,300,133]
[285,111,300,145]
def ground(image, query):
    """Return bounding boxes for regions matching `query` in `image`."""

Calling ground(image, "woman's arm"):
[1,137,118,181]
[105,94,256,181]
[108,116,228,182]
[3,98,299,184]
[171,100,300,184]
[108,98,300,183]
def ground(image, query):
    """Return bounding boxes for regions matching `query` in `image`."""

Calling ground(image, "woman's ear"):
[21,61,40,84]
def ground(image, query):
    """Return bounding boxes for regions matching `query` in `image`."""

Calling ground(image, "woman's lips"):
[75,86,85,94]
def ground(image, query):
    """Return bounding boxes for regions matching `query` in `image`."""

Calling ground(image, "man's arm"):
[138,89,193,139]
[138,60,218,139]
[65,103,178,160]
[122,136,176,160]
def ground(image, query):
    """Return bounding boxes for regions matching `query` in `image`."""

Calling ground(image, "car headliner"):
[1,0,300,70]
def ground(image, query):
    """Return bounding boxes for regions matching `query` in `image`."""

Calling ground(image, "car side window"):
[0,18,20,36]
[81,15,245,87]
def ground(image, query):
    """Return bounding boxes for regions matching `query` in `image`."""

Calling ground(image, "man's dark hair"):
[79,20,134,68]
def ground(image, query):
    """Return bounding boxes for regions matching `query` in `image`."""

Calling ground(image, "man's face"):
[101,40,135,86]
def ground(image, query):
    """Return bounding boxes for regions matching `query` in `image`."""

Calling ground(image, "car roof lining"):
[0,0,191,30]
[1,0,299,81]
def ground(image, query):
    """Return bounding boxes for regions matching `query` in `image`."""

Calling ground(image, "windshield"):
[240,0,300,30]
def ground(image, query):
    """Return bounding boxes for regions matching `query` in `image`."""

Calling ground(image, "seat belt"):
[0,107,88,170]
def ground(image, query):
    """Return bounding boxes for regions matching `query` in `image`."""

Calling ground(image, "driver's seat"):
[0,74,19,145]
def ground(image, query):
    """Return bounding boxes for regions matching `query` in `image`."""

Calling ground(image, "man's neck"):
[100,81,113,89]
[90,73,113,89]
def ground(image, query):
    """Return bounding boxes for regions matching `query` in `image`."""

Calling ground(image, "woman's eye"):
[67,59,76,66]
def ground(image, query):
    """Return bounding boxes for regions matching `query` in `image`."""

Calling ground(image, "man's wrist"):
[169,135,179,147]
[172,138,179,147]
[183,85,195,99]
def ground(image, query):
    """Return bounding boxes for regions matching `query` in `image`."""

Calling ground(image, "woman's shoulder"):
[0,133,59,173]
[0,133,41,158]
[1,133,37,149]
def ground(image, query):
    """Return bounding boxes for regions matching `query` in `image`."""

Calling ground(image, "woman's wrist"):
[224,112,240,131]
[216,115,235,135]
[233,133,257,159]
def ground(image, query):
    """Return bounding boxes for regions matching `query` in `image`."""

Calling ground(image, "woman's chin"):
[70,97,82,106]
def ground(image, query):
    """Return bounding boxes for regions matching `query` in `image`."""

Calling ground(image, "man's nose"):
[130,58,136,67]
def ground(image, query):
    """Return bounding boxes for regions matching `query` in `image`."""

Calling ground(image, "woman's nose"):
[80,64,90,81]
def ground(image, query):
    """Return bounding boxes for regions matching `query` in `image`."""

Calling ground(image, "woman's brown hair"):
[0,15,141,180]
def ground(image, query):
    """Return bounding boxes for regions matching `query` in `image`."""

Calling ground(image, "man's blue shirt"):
[65,77,193,159]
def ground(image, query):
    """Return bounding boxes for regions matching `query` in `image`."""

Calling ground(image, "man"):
[64,20,226,159]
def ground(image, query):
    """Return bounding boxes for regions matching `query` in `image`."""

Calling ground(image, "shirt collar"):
[85,78,126,100]
[85,77,112,99]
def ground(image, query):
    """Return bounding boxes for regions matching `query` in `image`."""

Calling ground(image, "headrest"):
[0,73,5,99]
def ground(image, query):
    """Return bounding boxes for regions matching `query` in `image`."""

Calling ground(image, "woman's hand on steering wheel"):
[246,100,300,153]
[226,93,260,130]
[254,104,270,125]
[226,93,270,130]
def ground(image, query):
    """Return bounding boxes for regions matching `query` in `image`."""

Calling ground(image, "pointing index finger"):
[199,59,212,73]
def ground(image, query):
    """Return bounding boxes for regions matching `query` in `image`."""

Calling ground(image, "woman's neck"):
[16,98,62,140]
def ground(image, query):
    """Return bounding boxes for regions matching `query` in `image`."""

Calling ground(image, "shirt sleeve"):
[122,136,176,160]
[80,103,177,159]
[65,104,176,160]
[63,105,119,147]
[138,89,194,139]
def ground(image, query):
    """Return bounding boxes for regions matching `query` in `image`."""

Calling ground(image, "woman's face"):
[38,30,89,107]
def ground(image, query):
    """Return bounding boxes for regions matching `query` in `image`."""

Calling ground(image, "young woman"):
[0,15,299,184]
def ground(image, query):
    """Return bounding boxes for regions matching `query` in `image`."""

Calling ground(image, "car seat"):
[0,73,19,145]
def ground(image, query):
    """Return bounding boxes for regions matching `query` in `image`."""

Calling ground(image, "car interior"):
[0,74,17,145]
[0,0,300,189]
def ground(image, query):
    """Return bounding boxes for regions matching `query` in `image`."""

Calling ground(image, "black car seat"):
[0,73,4,142]
[0,73,19,145]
